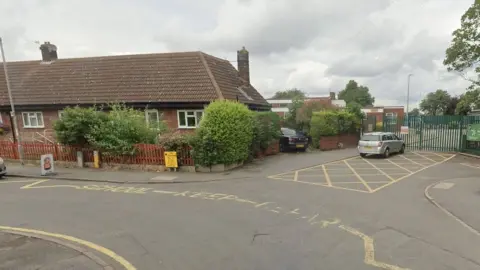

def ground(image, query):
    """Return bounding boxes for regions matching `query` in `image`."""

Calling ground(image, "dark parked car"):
[279,128,308,152]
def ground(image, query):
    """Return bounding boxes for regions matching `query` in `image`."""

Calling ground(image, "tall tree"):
[419,89,452,116]
[338,80,375,107]
[295,100,330,132]
[456,89,480,115]
[408,108,421,117]
[270,88,306,99]
[444,0,480,90]
[345,101,365,121]
[445,96,461,115]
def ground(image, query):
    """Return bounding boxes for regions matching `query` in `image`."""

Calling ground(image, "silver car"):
[357,132,405,158]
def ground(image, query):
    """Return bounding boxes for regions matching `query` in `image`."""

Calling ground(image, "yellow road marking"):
[294,171,299,182]
[0,179,38,184]
[334,181,390,184]
[322,165,332,186]
[292,179,370,193]
[411,152,438,163]
[371,154,456,193]
[428,152,450,159]
[361,159,397,182]
[338,225,410,270]
[460,163,480,170]
[343,160,372,192]
[267,156,359,178]
[385,159,413,173]
[21,180,79,189]
[398,155,427,167]
[0,225,136,270]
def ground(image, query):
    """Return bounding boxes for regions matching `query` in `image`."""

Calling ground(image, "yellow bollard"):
[93,151,100,169]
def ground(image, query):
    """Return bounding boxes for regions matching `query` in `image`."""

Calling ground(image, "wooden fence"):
[0,141,194,166]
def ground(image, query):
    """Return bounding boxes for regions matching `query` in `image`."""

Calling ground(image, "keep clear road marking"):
[411,152,438,163]
[12,180,409,270]
[385,159,413,173]
[361,158,398,182]
[371,154,457,193]
[343,160,373,192]
[0,225,137,270]
[398,155,427,167]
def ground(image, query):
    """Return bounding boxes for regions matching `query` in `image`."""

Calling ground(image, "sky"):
[0,0,474,108]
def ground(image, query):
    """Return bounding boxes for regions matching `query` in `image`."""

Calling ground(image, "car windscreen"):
[360,135,380,141]
[281,128,297,136]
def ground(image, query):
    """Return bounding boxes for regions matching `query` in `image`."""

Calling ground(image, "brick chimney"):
[237,46,250,85]
[39,42,58,61]
[330,92,336,100]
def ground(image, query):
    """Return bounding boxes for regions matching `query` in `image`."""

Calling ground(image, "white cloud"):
[0,0,474,105]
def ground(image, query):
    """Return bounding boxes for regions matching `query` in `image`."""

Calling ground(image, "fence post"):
[458,116,465,152]
[11,142,18,159]
[419,116,424,151]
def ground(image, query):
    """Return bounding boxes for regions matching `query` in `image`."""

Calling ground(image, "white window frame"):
[0,113,3,124]
[22,112,45,128]
[385,112,397,118]
[177,110,203,129]
[145,109,161,127]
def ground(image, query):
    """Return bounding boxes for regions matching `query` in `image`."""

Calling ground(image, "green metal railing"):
[383,115,465,152]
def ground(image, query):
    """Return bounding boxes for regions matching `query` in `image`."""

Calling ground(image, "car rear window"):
[360,135,380,141]
[281,128,297,136]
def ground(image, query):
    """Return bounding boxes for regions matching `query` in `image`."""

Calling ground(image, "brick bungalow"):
[0,43,269,142]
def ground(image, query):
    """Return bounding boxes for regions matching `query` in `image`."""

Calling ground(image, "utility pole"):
[0,37,24,165]
[406,74,413,126]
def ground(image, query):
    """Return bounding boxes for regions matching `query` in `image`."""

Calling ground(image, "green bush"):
[309,110,357,148]
[375,122,383,131]
[251,112,281,156]
[86,103,164,155]
[54,106,107,146]
[194,100,254,166]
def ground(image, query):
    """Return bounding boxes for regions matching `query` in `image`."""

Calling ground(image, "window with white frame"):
[177,110,203,128]
[385,112,397,124]
[22,112,44,128]
[145,109,161,127]
[0,113,3,124]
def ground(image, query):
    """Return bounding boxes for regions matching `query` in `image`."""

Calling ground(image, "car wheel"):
[383,148,390,158]
[360,153,367,158]
[399,144,405,154]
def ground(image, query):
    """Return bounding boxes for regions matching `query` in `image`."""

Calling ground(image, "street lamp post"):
[406,74,413,126]
[0,37,24,164]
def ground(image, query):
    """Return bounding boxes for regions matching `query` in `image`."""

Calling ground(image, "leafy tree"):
[419,89,452,115]
[295,100,330,132]
[270,88,306,99]
[345,101,365,121]
[54,106,107,146]
[338,80,375,107]
[444,0,480,90]
[284,96,304,129]
[408,108,421,117]
[445,96,461,115]
[456,89,480,115]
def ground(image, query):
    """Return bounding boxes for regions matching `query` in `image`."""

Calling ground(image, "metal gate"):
[383,115,464,152]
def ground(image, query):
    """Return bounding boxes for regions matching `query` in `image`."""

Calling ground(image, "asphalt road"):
[0,151,480,270]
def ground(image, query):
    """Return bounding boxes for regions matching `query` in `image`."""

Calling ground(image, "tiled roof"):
[0,51,268,107]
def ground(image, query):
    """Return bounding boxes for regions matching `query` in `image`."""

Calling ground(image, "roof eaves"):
[199,52,224,100]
